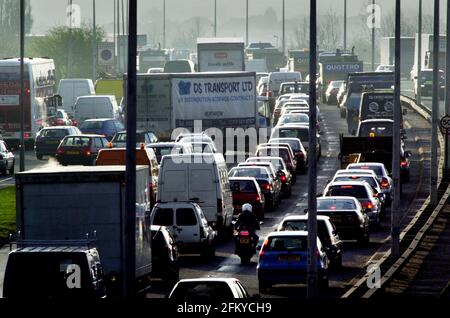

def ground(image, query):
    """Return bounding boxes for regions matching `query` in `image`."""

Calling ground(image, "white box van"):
[57,79,95,115]
[157,153,233,235]
[74,95,120,123]
[268,72,302,97]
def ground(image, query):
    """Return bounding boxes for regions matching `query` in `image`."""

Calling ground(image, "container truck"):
[14,165,152,297]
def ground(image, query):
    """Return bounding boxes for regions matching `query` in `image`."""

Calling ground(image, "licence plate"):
[278,254,300,261]
[239,237,250,244]
[66,150,80,155]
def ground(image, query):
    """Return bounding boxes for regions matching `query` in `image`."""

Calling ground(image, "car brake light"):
[56,148,63,154]
[84,148,91,156]
[280,175,286,182]
[340,185,353,189]
[24,133,31,138]
[240,231,250,236]
[259,239,269,257]
[367,203,373,209]
[256,195,261,202]
[401,160,408,167]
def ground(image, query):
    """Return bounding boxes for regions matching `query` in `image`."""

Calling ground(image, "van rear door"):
[188,166,217,223]
[175,207,200,243]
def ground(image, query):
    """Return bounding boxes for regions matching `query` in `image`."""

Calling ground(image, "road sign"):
[439,115,450,135]
[98,42,115,66]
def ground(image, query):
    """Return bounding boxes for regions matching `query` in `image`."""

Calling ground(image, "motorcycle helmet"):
[242,203,253,213]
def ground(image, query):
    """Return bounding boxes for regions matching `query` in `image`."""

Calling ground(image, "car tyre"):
[201,244,216,261]
[36,154,43,160]
[0,167,6,176]
[358,231,370,247]
[319,276,329,291]
[8,162,14,175]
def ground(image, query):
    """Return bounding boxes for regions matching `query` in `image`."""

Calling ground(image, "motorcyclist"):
[234,203,260,248]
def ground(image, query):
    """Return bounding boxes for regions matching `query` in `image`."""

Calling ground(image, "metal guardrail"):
[342,94,448,298]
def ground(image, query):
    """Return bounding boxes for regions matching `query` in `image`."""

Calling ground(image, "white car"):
[150,201,217,258]
[168,278,252,299]
[346,162,393,203]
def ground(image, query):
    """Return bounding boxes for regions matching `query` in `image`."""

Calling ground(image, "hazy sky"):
[30,0,438,34]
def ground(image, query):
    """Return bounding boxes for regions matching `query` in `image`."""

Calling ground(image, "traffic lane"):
[145,103,430,298]
[0,150,52,188]
[401,79,446,116]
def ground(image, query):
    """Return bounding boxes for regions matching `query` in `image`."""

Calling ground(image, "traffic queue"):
[1,64,411,299]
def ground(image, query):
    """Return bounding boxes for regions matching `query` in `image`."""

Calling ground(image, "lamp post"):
[282,0,285,55]
[92,0,97,81]
[344,0,347,51]
[430,0,439,205]
[214,0,217,37]
[20,0,25,172]
[246,0,249,46]
[163,0,166,48]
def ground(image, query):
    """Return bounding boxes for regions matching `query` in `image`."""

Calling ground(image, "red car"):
[56,134,109,166]
[229,177,265,221]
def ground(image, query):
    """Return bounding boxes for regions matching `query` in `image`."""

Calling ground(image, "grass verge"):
[0,186,15,245]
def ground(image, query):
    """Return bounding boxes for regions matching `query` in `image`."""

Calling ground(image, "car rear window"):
[230,168,268,179]
[176,208,197,226]
[257,148,290,161]
[265,236,307,252]
[171,282,234,299]
[79,121,103,130]
[318,199,357,210]
[275,128,309,141]
[41,129,68,138]
[349,165,383,176]
[326,186,369,199]
[153,208,173,226]
[335,176,377,188]
[62,137,91,147]
[230,180,257,193]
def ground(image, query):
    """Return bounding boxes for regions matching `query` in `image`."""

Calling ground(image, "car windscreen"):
[271,140,300,151]
[230,180,257,193]
[152,146,175,162]
[170,282,234,300]
[62,136,91,147]
[327,185,369,199]
[318,198,357,210]
[264,236,307,252]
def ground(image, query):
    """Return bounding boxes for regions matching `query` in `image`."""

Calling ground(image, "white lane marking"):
[0,177,13,183]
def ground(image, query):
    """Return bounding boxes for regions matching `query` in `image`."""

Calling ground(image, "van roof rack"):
[9,231,98,250]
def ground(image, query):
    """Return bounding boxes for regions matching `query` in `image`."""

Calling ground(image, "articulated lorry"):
[197,37,245,72]
[14,166,152,297]
[124,72,271,151]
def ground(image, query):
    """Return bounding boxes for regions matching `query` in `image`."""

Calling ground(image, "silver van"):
[74,95,120,123]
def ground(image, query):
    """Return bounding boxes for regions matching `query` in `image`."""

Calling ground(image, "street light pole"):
[417,0,422,106]
[431,0,439,205]
[391,0,401,258]
[163,0,166,49]
[20,0,25,172]
[282,0,285,55]
[246,0,249,47]
[371,0,376,71]
[214,0,217,37]
[307,0,318,299]
[68,0,73,78]
[445,0,450,181]
[344,0,347,51]
[124,0,137,298]
[92,0,97,81]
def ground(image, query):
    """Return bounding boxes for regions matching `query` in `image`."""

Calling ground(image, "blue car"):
[257,231,329,293]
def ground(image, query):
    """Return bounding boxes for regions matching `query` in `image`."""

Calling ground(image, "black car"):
[78,119,125,141]
[35,126,82,160]
[150,225,179,284]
